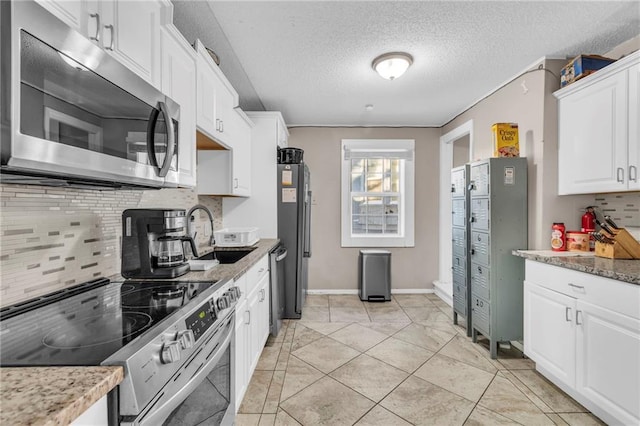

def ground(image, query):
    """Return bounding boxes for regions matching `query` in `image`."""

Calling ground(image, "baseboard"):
[307,289,434,295]
[432,280,453,307]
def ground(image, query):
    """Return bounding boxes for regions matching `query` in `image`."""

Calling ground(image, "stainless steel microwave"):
[0,1,180,189]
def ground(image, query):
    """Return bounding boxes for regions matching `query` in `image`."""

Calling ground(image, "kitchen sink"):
[198,248,255,264]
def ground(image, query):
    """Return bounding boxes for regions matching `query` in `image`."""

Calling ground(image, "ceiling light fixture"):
[372,52,413,80]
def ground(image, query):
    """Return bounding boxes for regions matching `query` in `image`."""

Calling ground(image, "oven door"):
[1,1,179,188]
[123,313,235,426]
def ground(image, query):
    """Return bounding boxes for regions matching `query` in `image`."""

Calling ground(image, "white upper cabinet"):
[98,1,162,87]
[555,51,640,194]
[197,108,254,197]
[195,40,239,148]
[161,25,196,188]
[35,0,162,88]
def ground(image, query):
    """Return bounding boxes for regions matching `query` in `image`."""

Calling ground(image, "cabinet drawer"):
[470,231,490,266]
[471,263,490,300]
[452,256,467,283]
[452,228,466,256]
[472,295,490,334]
[246,255,269,290]
[452,199,466,227]
[471,198,489,231]
[525,261,640,319]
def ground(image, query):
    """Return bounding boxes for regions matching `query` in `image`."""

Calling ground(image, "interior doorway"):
[434,120,473,305]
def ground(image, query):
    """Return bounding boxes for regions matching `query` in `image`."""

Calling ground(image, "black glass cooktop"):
[0,278,217,366]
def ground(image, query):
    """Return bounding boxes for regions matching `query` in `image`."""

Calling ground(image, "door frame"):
[434,120,474,305]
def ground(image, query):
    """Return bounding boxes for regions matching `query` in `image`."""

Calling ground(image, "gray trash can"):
[359,250,391,302]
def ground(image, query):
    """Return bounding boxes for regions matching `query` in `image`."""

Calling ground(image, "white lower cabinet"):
[233,255,270,411]
[69,395,108,426]
[524,261,640,425]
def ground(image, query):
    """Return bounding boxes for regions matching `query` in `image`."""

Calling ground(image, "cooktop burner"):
[0,278,218,366]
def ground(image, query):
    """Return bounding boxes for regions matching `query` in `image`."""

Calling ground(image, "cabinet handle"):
[245,310,251,325]
[104,24,114,50]
[258,267,265,274]
[260,289,265,302]
[576,310,583,325]
[470,247,476,255]
[629,165,638,182]
[234,178,239,189]
[451,185,456,193]
[215,119,220,132]
[89,13,101,41]
[567,283,584,290]
[565,307,572,322]
[617,167,625,183]
[220,120,224,132]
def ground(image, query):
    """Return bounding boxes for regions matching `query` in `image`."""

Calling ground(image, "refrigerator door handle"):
[303,190,312,258]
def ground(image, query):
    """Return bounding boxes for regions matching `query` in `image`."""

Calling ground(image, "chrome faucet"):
[186,204,215,257]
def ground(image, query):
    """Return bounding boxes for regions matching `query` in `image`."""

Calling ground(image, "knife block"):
[595,241,634,259]
[595,227,640,259]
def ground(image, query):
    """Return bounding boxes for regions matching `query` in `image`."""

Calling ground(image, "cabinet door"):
[524,281,576,387]
[247,287,261,374]
[35,0,84,32]
[161,28,196,188]
[212,78,236,147]
[196,48,218,140]
[628,63,640,191]
[230,110,252,196]
[234,299,248,410]
[557,71,628,194]
[100,0,161,87]
[575,300,640,425]
[257,273,271,347]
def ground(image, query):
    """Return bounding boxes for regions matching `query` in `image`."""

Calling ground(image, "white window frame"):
[341,139,415,247]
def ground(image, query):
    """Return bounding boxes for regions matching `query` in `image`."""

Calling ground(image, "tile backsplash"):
[594,192,640,228]
[0,184,222,307]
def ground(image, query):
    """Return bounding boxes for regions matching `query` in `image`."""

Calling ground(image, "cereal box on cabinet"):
[492,123,519,157]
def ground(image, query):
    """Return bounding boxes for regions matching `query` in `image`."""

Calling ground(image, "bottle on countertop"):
[551,222,566,251]
[581,206,596,251]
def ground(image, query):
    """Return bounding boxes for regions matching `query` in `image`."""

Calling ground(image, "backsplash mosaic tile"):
[594,192,640,240]
[0,184,222,307]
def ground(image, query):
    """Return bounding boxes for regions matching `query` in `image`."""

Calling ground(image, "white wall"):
[288,127,441,291]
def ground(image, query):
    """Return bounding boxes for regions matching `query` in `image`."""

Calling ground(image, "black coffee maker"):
[121,209,198,278]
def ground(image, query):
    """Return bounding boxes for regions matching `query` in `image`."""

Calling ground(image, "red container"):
[551,223,566,251]
[581,207,596,251]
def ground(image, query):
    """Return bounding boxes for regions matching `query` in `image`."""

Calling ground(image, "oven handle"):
[133,316,234,426]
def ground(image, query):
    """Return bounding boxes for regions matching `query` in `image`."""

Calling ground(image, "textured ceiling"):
[173,1,639,127]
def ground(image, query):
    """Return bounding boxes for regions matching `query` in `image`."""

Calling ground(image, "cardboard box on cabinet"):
[560,55,616,87]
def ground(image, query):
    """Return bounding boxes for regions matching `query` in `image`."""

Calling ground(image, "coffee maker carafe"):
[121,209,198,278]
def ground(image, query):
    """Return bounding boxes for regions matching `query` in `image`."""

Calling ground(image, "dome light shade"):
[372,52,413,80]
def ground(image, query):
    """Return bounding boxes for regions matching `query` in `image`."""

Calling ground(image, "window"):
[341,139,415,247]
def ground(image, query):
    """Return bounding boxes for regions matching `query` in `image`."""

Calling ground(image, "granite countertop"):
[513,250,640,285]
[0,239,279,425]
[0,366,123,426]
[111,238,280,283]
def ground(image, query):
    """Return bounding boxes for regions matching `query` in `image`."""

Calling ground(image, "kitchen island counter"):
[0,366,123,426]
[513,250,639,285]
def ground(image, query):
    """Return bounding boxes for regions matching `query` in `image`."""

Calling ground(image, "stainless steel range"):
[0,277,241,425]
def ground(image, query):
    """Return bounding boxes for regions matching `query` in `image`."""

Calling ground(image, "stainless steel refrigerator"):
[277,163,311,319]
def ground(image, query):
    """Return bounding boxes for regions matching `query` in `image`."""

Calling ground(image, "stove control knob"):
[177,330,195,350]
[216,295,230,310]
[161,341,181,364]
[232,286,242,299]
[225,290,237,302]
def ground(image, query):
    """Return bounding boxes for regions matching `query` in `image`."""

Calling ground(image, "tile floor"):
[235,294,605,426]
